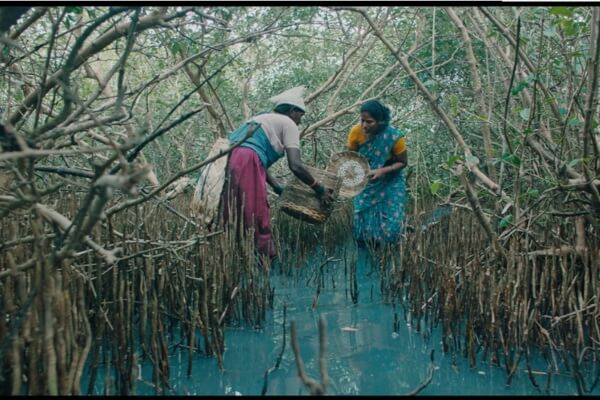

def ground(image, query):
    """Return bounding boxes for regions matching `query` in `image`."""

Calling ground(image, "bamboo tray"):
[326,151,370,198]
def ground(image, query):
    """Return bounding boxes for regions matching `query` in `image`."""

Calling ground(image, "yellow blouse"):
[347,124,406,155]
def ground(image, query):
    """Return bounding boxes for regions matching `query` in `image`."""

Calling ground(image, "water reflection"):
[84,246,598,395]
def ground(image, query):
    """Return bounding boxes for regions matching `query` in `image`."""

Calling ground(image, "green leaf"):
[511,81,529,96]
[449,94,459,116]
[446,155,461,168]
[430,180,441,195]
[567,117,582,127]
[519,108,530,120]
[523,189,539,200]
[502,153,521,167]
[65,6,83,14]
[561,20,578,36]
[559,107,568,116]
[498,214,513,229]
[170,40,181,54]
[549,7,574,17]
[567,158,580,168]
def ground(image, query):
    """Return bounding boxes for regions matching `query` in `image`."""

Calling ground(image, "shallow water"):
[85,246,599,396]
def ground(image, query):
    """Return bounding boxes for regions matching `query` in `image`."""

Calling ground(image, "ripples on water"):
[84,247,598,396]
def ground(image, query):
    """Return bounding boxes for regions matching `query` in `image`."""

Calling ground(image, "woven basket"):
[278,166,341,224]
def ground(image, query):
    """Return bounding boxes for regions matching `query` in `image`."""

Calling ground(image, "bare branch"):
[0,142,121,162]
[446,8,497,180]
[344,6,510,203]
[478,7,564,124]
[456,164,507,261]
[8,7,187,126]
[34,203,122,265]
[105,122,260,216]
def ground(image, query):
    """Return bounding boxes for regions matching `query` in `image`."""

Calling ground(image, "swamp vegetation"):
[0,5,598,395]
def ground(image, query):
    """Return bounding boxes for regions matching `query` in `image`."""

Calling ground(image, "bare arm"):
[286,147,317,187]
[370,152,407,181]
[386,151,408,171]
[266,170,284,195]
[285,147,334,206]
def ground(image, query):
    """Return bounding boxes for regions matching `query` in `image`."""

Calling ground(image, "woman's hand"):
[368,160,406,181]
[314,183,334,208]
[318,186,335,208]
[368,168,387,181]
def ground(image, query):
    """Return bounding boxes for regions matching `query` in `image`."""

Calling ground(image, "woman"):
[347,99,408,247]
[223,86,334,259]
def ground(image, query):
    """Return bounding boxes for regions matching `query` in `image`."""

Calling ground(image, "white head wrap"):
[269,86,306,112]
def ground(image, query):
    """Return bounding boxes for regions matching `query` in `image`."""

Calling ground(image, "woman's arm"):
[286,148,319,187]
[369,152,407,180]
[266,171,284,195]
[285,147,334,205]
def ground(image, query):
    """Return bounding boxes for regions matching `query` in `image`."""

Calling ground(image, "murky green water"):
[85,246,599,396]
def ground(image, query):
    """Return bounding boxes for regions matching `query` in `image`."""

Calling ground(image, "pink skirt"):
[222,147,276,258]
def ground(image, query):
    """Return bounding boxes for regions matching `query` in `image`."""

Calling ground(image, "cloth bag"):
[190,137,230,227]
